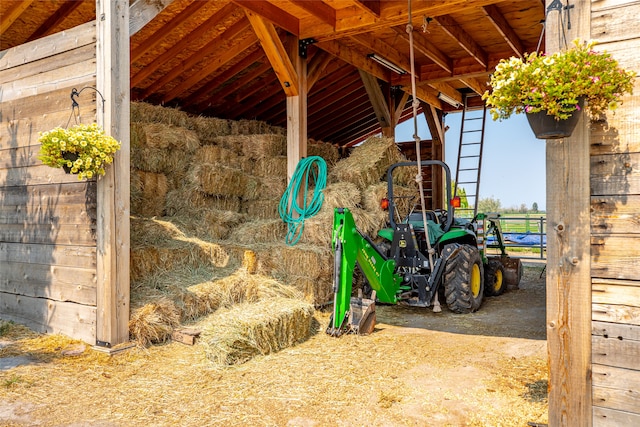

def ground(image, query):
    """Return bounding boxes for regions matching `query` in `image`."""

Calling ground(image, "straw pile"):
[200,298,314,366]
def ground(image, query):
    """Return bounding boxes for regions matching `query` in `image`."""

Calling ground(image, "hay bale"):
[191,116,231,141]
[362,182,418,221]
[241,174,262,201]
[191,163,247,197]
[274,244,332,280]
[200,298,314,366]
[168,210,245,241]
[131,102,192,128]
[320,182,361,210]
[196,145,241,167]
[308,140,340,166]
[131,146,192,179]
[228,219,286,244]
[328,136,404,190]
[131,170,168,217]
[253,156,287,178]
[139,122,200,152]
[241,134,286,159]
[298,211,333,246]
[165,187,241,215]
[287,273,333,305]
[230,119,285,136]
[129,298,181,346]
[241,198,280,220]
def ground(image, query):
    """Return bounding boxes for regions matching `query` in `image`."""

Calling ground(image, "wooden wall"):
[589,0,640,425]
[0,22,98,344]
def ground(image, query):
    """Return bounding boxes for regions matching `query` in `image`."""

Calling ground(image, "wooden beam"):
[460,76,489,97]
[285,34,308,182]
[434,14,488,68]
[316,39,388,82]
[307,50,333,90]
[393,91,410,127]
[246,11,299,97]
[290,0,336,26]
[0,0,34,35]
[234,0,299,36]
[96,0,130,348]
[129,0,174,35]
[545,1,591,425]
[359,70,392,133]
[400,84,441,109]
[351,0,380,17]
[481,4,525,58]
[351,33,410,73]
[427,81,462,106]
[131,0,206,62]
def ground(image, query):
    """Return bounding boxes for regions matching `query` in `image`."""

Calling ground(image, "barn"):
[1,1,638,425]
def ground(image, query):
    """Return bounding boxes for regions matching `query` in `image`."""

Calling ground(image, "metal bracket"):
[547,0,563,13]
[564,1,575,30]
[299,38,316,58]
[95,340,112,348]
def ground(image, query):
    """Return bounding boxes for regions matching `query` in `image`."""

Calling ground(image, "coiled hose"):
[278,156,327,245]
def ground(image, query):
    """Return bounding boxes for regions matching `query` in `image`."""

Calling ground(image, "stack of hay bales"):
[128,102,418,363]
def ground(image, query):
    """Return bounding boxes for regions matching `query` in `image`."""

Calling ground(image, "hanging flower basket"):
[526,98,584,140]
[483,39,636,139]
[38,123,121,180]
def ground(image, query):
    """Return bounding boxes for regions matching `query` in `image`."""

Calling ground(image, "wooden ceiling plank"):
[308,91,369,134]
[427,81,462,105]
[233,0,299,36]
[290,0,336,26]
[26,0,83,42]
[400,84,441,109]
[309,96,371,137]
[245,10,299,97]
[131,0,206,63]
[131,2,236,87]
[227,82,283,118]
[129,0,174,36]
[481,4,525,58]
[161,21,255,103]
[459,76,488,96]
[1,0,35,35]
[350,0,380,18]
[231,65,277,103]
[359,70,392,129]
[434,14,488,68]
[392,27,452,74]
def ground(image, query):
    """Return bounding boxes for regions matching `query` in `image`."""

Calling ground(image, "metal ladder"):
[453,94,487,218]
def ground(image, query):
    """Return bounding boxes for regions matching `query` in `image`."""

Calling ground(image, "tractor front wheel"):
[484,259,506,297]
[443,244,484,313]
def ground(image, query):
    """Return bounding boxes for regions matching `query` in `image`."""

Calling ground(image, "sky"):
[395,111,546,211]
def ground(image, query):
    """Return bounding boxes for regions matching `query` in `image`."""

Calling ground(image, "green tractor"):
[326,160,522,337]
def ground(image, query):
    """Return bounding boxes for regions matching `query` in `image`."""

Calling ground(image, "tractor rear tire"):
[484,259,506,297]
[443,244,484,313]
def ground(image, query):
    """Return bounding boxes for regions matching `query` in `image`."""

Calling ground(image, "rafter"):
[481,4,525,58]
[434,14,488,68]
[459,76,488,97]
[315,39,389,82]
[233,0,299,36]
[1,0,35,35]
[359,70,392,129]
[129,0,174,35]
[307,50,334,90]
[26,0,83,42]
[290,0,335,26]
[392,27,452,74]
[350,33,410,74]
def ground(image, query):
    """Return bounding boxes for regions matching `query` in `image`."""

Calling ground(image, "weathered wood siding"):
[0,22,98,343]
[590,0,640,424]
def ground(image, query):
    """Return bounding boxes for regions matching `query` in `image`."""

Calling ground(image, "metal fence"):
[486,215,547,260]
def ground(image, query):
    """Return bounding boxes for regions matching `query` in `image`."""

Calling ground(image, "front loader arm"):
[328,208,402,335]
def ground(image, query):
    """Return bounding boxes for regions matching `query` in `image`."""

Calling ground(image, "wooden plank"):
[591,195,640,235]
[593,363,640,390]
[96,0,131,347]
[0,201,96,226]
[0,43,95,84]
[593,334,640,370]
[0,145,41,169]
[592,279,640,307]
[593,320,640,341]
[593,303,640,326]
[0,292,96,344]
[591,153,640,196]
[590,107,640,155]
[0,181,96,209]
[0,262,96,306]
[593,386,640,418]
[0,242,96,268]
[0,58,97,104]
[286,34,307,183]
[593,406,640,426]
[0,21,96,70]
[0,223,96,246]
[545,1,592,425]
[0,164,91,187]
[592,3,640,43]
[592,236,640,280]
[358,70,392,131]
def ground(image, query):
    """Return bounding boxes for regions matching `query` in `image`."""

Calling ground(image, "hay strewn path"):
[0,264,548,426]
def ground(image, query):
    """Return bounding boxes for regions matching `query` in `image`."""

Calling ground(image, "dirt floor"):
[0,263,548,427]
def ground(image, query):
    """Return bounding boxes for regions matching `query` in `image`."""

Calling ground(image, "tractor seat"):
[403,212,445,245]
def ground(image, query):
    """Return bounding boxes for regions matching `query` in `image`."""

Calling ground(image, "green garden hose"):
[279,156,327,245]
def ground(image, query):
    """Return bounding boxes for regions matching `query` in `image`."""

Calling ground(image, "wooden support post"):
[286,36,307,182]
[545,1,591,425]
[423,102,445,208]
[96,0,130,348]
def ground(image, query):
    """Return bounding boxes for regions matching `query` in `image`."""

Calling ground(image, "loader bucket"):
[348,290,377,335]
[500,257,523,289]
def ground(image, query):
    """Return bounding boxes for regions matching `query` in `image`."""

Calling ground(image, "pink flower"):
[591,76,600,83]
[525,105,533,113]
[576,104,581,111]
